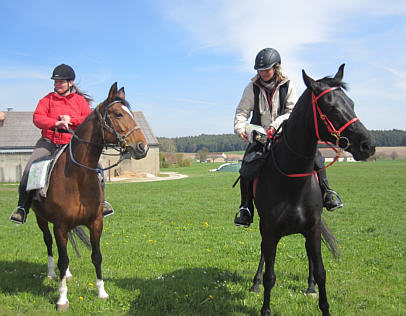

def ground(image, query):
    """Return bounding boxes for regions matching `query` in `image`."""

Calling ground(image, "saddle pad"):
[26,144,68,198]
[26,159,53,191]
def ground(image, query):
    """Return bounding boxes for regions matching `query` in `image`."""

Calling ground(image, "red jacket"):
[33,92,92,145]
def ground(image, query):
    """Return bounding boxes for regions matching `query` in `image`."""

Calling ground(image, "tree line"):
[157,129,406,153]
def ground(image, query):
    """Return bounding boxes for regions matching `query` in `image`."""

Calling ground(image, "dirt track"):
[108,171,188,183]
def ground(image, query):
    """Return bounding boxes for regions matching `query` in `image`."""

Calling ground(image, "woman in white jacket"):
[234,48,343,227]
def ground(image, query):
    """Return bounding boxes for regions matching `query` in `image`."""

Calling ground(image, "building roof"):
[0,110,159,149]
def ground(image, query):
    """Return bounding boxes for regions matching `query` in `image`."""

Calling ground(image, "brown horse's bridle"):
[68,100,141,174]
[96,100,141,150]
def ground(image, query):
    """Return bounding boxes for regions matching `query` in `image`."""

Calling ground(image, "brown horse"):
[31,82,148,311]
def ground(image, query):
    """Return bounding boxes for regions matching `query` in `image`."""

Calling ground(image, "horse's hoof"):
[250,285,260,293]
[56,303,69,312]
[98,293,109,300]
[48,275,58,281]
[261,307,270,316]
[307,292,318,299]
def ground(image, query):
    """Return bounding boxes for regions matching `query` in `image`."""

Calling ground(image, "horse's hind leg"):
[36,215,57,280]
[260,236,278,316]
[305,229,331,316]
[250,251,264,293]
[89,218,109,299]
[53,225,70,311]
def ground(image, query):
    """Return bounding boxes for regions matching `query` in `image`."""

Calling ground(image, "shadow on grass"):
[111,267,258,316]
[0,260,54,295]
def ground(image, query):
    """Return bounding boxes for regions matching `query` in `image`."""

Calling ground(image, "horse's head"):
[97,82,148,159]
[302,64,375,161]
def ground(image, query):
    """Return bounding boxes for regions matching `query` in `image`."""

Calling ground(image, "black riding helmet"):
[254,48,281,70]
[51,64,75,81]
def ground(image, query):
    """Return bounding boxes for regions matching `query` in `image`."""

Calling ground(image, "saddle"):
[26,144,68,198]
[239,125,271,181]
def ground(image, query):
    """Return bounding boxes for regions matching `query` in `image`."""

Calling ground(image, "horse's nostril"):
[137,142,146,152]
[360,140,371,152]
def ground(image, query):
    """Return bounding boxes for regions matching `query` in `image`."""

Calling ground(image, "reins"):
[272,86,359,178]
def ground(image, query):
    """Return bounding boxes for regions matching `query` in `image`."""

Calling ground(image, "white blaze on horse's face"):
[121,105,134,120]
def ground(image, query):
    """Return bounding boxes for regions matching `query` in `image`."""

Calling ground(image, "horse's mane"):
[289,75,348,123]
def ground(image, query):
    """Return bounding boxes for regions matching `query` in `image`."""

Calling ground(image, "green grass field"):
[0,161,405,316]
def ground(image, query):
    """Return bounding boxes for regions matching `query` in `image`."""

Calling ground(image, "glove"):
[266,126,276,139]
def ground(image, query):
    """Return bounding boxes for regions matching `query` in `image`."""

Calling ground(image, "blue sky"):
[1,0,405,137]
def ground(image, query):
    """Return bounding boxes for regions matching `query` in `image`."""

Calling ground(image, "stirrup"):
[323,189,344,211]
[102,201,114,218]
[236,206,251,217]
[9,207,27,224]
[234,206,252,227]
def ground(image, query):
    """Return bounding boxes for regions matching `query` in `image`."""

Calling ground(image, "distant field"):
[182,147,406,160]
[374,146,406,159]
[0,161,405,315]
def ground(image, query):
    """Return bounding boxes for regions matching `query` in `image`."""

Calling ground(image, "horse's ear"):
[108,82,118,101]
[334,64,345,81]
[118,87,125,99]
[302,70,318,91]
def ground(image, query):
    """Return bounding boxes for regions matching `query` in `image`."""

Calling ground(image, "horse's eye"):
[114,112,123,118]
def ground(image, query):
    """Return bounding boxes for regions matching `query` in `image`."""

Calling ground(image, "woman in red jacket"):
[10,64,113,224]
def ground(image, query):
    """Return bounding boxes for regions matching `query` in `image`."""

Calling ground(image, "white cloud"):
[160,0,406,76]
[158,0,406,130]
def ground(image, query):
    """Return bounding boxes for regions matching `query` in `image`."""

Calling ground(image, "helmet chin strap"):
[54,84,72,96]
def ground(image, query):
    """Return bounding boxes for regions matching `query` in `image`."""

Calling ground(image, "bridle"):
[95,100,141,150]
[68,99,141,174]
[272,86,360,178]
[312,86,359,151]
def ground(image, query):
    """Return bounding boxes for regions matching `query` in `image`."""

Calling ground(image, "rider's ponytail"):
[72,83,93,104]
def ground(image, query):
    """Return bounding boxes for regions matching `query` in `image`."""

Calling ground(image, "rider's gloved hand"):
[266,126,276,139]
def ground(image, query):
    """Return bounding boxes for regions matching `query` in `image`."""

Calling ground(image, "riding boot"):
[234,176,254,227]
[99,171,114,218]
[315,151,343,211]
[9,184,33,224]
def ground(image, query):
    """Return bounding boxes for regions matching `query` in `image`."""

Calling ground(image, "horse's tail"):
[68,226,92,258]
[320,218,341,259]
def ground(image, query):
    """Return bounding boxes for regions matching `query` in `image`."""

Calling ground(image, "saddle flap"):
[26,144,68,196]
[26,159,54,191]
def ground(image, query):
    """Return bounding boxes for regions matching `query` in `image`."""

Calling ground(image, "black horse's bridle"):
[311,87,359,150]
[272,86,360,178]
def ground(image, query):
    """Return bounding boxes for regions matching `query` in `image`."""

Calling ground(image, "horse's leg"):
[35,215,58,280]
[305,239,317,297]
[89,217,109,299]
[260,236,278,316]
[306,229,331,316]
[53,225,70,311]
[250,250,264,293]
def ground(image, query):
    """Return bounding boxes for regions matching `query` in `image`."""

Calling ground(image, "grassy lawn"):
[0,160,405,315]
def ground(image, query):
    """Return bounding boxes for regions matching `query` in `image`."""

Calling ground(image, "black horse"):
[251,65,375,316]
